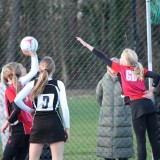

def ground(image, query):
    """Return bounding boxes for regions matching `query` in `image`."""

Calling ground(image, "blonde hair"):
[2,62,22,94]
[111,57,119,63]
[31,56,55,101]
[122,48,144,80]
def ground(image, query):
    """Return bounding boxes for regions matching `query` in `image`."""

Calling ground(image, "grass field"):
[0,94,153,159]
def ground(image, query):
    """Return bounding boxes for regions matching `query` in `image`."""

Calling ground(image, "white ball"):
[20,36,38,52]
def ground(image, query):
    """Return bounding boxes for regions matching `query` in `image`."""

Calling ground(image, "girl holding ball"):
[14,56,70,160]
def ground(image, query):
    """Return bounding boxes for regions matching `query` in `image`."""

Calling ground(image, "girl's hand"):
[76,37,94,51]
[22,49,36,57]
[29,109,35,117]
[65,128,70,142]
[76,37,88,47]
[143,90,153,99]
[1,120,10,134]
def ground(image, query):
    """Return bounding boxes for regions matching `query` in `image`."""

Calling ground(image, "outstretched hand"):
[143,90,153,99]
[65,128,70,143]
[76,37,88,47]
[76,37,94,51]
[29,109,36,118]
[1,120,10,134]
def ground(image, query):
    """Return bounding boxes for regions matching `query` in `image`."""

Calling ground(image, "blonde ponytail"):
[12,74,22,94]
[31,70,48,101]
[134,62,144,80]
[31,56,55,101]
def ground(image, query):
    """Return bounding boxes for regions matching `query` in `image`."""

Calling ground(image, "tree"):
[7,0,21,62]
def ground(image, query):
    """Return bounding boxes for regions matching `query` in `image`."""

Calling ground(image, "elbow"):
[153,75,160,87]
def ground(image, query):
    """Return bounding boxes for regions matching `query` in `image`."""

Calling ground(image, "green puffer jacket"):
[96,73,134,159]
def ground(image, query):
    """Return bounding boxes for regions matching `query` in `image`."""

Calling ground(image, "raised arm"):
[76,37,112,67]
[19,51,39,85]
[14,81,34,113]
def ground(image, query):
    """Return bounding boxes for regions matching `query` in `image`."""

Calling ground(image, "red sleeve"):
[5,88,16,103]
[144,68,148,76]
[111,61,120,74]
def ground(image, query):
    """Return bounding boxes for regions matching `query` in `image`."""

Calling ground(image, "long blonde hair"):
[31,56,55,101]
[122,48,144,80]
[2,62,22,94]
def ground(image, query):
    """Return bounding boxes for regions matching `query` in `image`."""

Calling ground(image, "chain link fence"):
[0,0,160,159]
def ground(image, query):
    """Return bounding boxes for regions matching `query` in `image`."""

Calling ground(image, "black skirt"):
[130,98,156,120]
[30,111,66,143]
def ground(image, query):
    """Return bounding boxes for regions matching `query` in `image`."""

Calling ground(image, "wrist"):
[29,109,33,113]
[6,119,10,125]
[151,87,155,92]
[31,52,37,57]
